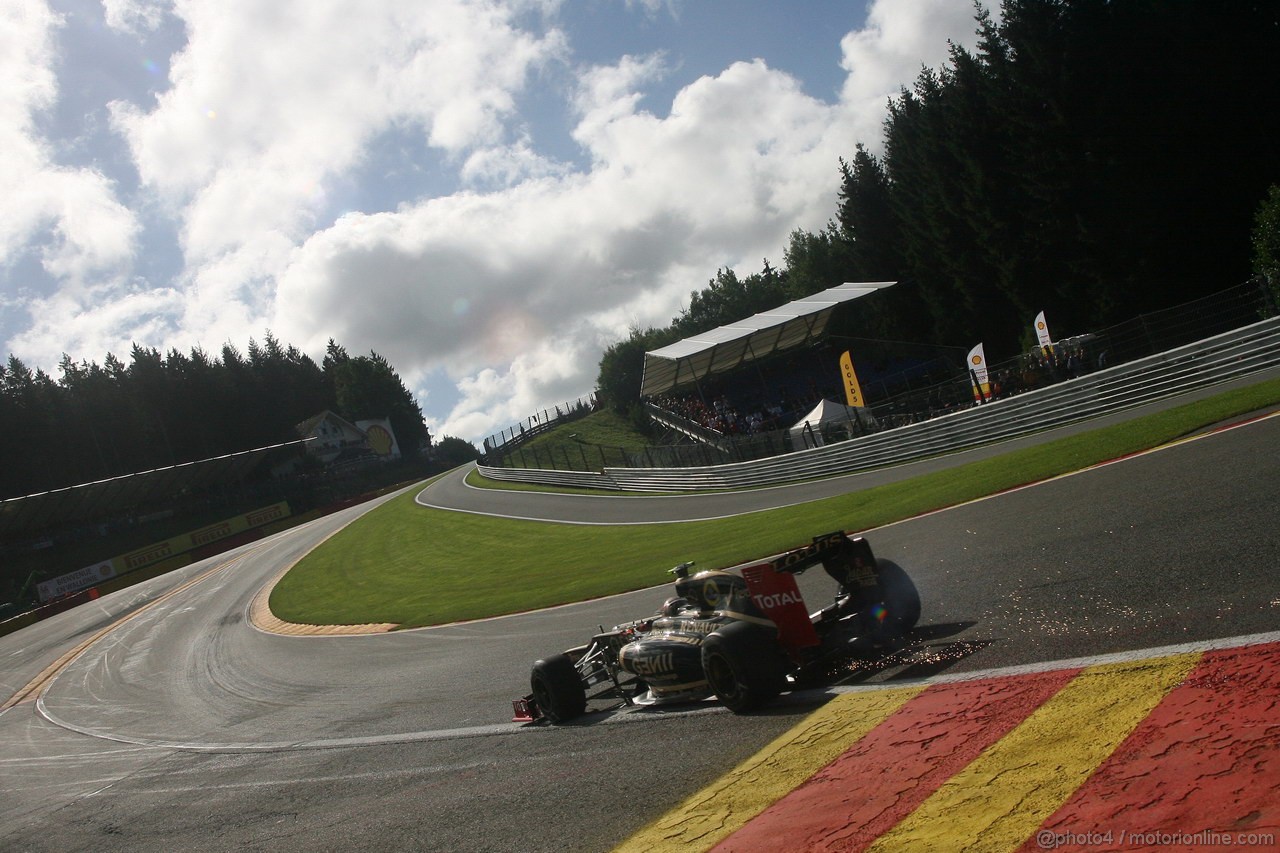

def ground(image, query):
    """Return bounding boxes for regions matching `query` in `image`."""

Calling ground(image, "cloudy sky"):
[3,0,986,444]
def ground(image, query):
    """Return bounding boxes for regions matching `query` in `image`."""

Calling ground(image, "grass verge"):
[270,377,1280,628]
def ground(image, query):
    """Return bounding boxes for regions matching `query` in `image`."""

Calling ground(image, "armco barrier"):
[477,316,1280,492]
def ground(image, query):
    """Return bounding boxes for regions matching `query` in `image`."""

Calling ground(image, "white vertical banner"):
[1034,311,1052,349]
[967,343,989,402]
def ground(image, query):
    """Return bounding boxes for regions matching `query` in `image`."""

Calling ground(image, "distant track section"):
[423,377,1280,525]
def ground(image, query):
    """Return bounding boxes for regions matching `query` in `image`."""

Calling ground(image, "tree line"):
[598,0,1280,412]
[7,2,1279,496]
[0,336,431,501]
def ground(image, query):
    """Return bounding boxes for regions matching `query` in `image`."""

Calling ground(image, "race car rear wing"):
[743,531,879,658]
[766,529,876,581]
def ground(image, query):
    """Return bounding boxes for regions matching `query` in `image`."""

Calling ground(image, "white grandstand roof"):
[640,281,897,397]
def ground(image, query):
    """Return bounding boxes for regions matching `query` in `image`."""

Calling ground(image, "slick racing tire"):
[701,621,787,713]
[874,559,921,638]
[531,654,587,723]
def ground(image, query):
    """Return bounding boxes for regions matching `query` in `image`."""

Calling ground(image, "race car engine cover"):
[617,634,707,698]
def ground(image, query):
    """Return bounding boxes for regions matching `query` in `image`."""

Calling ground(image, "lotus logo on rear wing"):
[768,530,848,574]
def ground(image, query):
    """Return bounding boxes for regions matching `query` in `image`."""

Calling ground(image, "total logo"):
[753,591,804,611]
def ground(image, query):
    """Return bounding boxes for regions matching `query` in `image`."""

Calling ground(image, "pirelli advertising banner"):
[38,502,291,602]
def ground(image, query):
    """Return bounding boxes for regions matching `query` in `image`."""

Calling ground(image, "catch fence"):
[481,395,598,457]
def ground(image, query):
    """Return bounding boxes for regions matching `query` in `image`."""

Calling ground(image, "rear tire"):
[701,621,787,713]
[874,559,920,638]
[531,654,586,723]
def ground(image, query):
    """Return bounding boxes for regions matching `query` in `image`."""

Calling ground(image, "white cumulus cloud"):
[2,0,984,445]
[1,0,137,284]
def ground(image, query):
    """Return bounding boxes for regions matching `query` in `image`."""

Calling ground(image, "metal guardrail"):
[477,316,1280,492]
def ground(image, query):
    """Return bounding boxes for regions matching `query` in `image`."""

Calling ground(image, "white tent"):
[789,399,877,449]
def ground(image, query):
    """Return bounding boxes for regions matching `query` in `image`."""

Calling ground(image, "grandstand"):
[639,282,897,398]
[638,281,965,453]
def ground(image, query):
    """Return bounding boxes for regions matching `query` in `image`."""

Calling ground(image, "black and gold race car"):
[513,530,920,723]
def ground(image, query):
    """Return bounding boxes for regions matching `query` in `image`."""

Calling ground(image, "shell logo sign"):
[1035,310,1053,348]
[967,342,990,402]
[366,424,395,456]
[356,418,402,458]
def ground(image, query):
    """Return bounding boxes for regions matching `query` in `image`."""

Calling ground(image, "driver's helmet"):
[659,596,690,617]
[675,570,748,613]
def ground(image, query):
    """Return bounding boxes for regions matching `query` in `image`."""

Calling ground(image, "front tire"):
[530,654,586,723]
[701,621,787,713]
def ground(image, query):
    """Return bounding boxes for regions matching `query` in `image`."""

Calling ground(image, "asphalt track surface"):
[2,389,1278,851]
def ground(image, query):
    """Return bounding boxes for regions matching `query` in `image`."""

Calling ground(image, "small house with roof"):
[295,410,374,466]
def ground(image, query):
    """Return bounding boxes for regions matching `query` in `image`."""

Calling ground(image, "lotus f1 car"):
[513,530,920,723]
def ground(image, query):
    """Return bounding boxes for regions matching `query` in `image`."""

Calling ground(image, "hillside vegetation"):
[597,1,1280,411]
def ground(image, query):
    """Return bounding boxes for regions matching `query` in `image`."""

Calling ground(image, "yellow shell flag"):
[839,350,865,407]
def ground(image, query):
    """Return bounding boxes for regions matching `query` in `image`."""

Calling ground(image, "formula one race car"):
[513,530,920,723]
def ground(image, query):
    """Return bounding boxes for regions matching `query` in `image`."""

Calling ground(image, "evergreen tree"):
[596,326,678,413]
[782,226,846,299]
[329,351,429,459]
[672,265,789,336]
[0,334,428,497]
[434,436,481,468]
[1253,185,1280,311]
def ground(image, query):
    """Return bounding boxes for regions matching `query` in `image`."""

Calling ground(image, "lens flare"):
[871,603,888,624]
